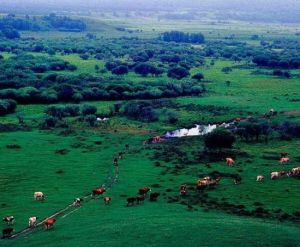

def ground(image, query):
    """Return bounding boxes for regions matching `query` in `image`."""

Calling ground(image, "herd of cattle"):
[2,146,299,239]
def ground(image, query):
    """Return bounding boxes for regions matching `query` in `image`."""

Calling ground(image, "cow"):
[136,195,145,204]
[280,157,289,164]
[126,197,136,207]
[2,228,14,238]
[92,187,106,197]
[3,216,14,225]
[256,175,264,182]
[28,217,38,228]
[280,152,289,158]
[287,167,300,177]
[271,171,286,180]
[73,198,83,207]
[138,187,151,196]
[103,197,111,205]
[233,176,242,184]
[34,192,44,201]
[179,184,187,196]
[43,218,56,230]
[226,158,235,167]
[149,192,160,202]
[125,144,129,150]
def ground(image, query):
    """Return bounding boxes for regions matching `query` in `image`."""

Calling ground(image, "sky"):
[1,0,300,23]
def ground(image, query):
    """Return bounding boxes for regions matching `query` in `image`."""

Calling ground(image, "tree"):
[111,65,128,75]
[0,99,17,116]
[2,28,20,39]
[81,104,97,116]
[192,73,204,81]
[204,129,236,151]
[85,114,97,127]
[167,67,190,80]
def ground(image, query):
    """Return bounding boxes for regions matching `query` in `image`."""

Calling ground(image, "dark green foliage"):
[0,99,17,116]
[162,31,205,44]
[192,73,204,81]
[84,114,97,126]
[124,102,159,122]
[1,28,20,39]
[278,122,300,139]
[134,63,162,77]
[167,66,189,80]
[81,104,97,116]
[204,129,236,150]
[111,65,129,75]
[273,70,291,78]
[43,14,86,31]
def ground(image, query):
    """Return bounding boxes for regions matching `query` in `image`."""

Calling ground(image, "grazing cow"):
[256,175,264,182]
[271,171,286,180]
[287,167,300,177]
[226,158,235,167]
[197,177,220,191]
[92,188,106,197]
[118,152,124,159]
[103,197,111,205]
[179,184,187,196]
[136,195,145,204]
[149,192,160,202]
[43,218,56,230]
[280,157,289,164]
[125,144,129,150]
[34,192,44,201]
[73,198,83,207]
[28,217,38,228]
[126,197,136,207]
[3,216,14,225]
[2,228,14,238]
[138,187,151,196]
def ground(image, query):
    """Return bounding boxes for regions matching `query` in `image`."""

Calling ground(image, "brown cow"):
[126,197,136,207]
[138,187,151,196]
[280,157,289,164]
[226,158,235,167]
[136,195,145,204]
[149,192,160,201]
[92,188,106,197]
[43,218,56,230]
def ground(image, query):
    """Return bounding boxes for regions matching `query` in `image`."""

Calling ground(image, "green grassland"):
[1,16,300,247]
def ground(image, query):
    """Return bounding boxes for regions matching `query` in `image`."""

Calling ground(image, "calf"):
[3,216,14,225]
[256,175,264,182]
[271,171,286,180]
[126,197,136,207]
[28,217,38,228]
[138,187,151,196]
[2,228,14,239]
[34,192,44,201]
[103,197,111,205]
[226,158,235,167]
[43,218,56,230]
[149,192,160,202]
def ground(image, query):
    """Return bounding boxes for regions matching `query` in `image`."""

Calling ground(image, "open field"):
[1,12,300,247]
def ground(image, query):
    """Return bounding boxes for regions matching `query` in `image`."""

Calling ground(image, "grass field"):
[1,15,300,247]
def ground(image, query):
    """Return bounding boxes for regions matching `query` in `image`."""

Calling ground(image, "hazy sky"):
[1,0,300,23]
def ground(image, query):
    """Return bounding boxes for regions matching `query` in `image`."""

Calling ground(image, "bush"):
[81,104,97,116]
[167,67,189,80]
[204,129,236,151]
[192,73,204,81]
[0,99,17,116]
[124,102,159,122]
[85,114,97,126]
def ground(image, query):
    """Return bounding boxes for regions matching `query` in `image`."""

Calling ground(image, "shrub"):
[0,99,17,116]
[204,129,236,151]
[81,104,97,116]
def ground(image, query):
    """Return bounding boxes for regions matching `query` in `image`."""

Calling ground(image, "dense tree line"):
[162,31,205,44]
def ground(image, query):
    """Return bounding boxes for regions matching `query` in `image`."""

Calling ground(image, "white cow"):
[256,175,264,182]
[28,217,38,227]
[34,192,44,201]
[271,171,285,180]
